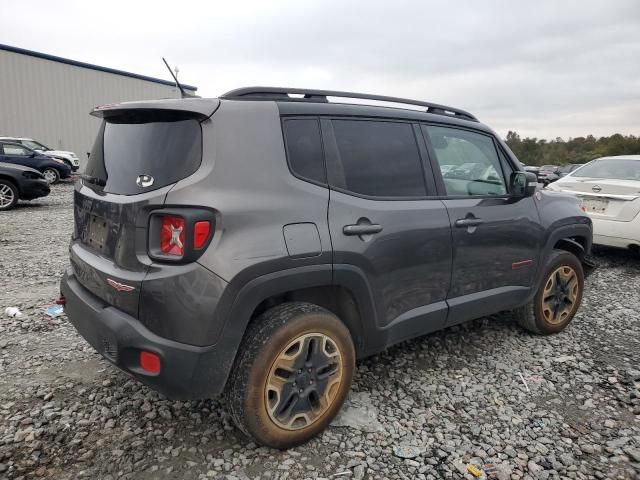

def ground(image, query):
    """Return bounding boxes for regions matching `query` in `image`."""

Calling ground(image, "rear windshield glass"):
[571,158,640,181]
[85,113,202,195]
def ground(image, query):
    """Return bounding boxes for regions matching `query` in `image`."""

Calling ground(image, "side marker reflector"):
[512,259,534,270]
[140,351,161,374]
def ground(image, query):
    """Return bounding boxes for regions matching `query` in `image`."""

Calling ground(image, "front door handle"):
[343,224,383,236]
[455,218,483,228]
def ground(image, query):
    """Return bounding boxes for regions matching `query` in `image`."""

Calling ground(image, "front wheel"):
[226,302,355,449]
[0,180,18,210]
[42,168,60,184]
[513,249,584,334]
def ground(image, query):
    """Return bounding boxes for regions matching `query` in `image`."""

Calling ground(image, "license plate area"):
[100,335,119,363]
[85,215,109,251]
[581,197,608,214]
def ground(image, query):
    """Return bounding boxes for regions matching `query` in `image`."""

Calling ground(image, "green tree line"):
[504,132,640,166]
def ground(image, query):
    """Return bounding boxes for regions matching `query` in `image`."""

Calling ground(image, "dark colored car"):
[61,87,594,448]
[523,164,540,176]
[0,162,50,210]
[0,141,72,183]
[538,164,560,185]
[557,163,584,177]
[0,136,81,171]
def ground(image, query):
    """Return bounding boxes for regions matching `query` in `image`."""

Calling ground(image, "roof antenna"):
[163,57,191,98]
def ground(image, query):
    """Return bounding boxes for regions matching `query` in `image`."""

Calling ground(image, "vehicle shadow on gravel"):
[13,202,49,210]
[592,245,640,269]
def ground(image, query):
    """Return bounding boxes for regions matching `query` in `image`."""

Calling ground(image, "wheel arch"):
[228,264,377,354]
[0,174,20,193]
[213,264,379,393]
[535,223,594,290]
[543,224,592,261]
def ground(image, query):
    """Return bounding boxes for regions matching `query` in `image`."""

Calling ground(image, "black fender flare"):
[541,223,592,267]
[522,222,593,305]
[209,263,378,391]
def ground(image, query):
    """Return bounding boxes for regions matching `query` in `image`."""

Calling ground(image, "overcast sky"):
[1,0,639,139]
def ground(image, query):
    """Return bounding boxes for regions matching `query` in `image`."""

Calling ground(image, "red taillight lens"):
[139,351,161,374]
[160,215,185,256]
[193,221,211,249]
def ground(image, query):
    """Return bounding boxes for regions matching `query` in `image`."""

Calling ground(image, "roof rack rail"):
[220,86,478,122]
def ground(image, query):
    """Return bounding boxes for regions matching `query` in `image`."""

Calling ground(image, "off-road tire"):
[225,302,355,449]
[513,249,584,334]
[0,180,19,210]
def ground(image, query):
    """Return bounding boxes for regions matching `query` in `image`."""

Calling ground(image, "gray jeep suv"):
[61,87,593,448]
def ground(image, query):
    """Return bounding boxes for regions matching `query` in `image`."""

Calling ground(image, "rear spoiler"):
[91,98,220,121]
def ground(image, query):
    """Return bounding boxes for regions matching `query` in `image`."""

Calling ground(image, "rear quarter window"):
[282,118,326,184]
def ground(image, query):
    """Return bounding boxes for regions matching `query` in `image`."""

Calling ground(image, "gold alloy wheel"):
[541,265,580,325]
[265,332,343,430]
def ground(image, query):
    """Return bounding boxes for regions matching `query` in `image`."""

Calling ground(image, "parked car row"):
[0,140,72,183]
[0,138,79,210]
[522,163,585,186]
[0,136,80,171]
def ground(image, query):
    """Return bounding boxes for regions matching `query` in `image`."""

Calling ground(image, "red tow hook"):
[55,295,66,306]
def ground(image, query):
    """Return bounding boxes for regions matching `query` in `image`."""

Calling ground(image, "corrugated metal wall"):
[0,49,196,170]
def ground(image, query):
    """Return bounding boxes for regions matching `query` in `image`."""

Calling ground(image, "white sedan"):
[547,155,640,252]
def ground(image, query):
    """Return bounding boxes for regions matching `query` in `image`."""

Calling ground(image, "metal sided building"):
[0,44,197,169]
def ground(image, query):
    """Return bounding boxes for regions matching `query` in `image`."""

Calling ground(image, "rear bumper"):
[61,270,230,399]
[592,216,640,249]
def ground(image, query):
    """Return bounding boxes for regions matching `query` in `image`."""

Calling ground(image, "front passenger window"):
[424,126,507,196]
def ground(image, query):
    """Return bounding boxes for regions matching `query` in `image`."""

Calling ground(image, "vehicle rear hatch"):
[70,99,219,316]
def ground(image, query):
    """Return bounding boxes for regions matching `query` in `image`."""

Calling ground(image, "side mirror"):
[29,152,36,158]
[510,171,537,198]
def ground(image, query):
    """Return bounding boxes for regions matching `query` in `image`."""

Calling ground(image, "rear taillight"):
[149,209,216,263]
[193,221,211,249]
[160,215,185,256]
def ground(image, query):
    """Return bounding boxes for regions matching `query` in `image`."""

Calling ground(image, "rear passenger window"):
[283,119,326,184]
[330,120,426,197]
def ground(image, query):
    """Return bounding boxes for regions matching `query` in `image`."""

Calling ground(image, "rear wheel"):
[226,302,355,449]
[0,180,18,210]
[514,249,584,334]
[43,168,60,184]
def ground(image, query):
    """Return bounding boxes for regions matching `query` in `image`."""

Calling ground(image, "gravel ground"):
[1,181,639,480]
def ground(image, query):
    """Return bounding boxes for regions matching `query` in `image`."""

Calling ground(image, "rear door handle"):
[454,218,483,228]
[343,224,383,235]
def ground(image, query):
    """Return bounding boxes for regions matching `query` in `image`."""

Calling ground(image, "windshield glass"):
[572,158,640,181]
[22,140,50,151]
[85,112,202,195]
